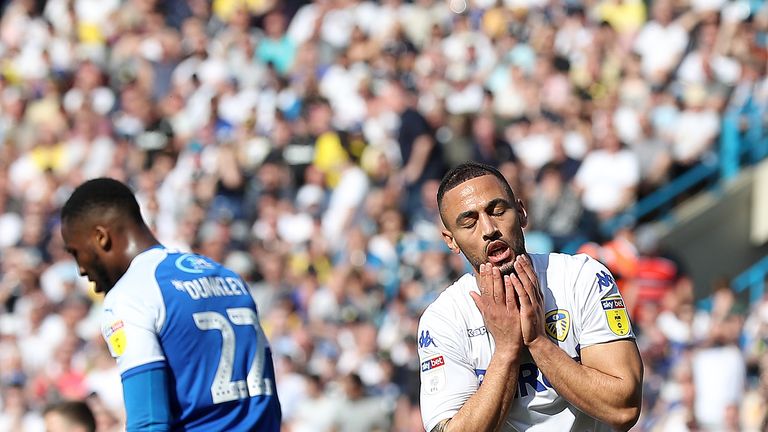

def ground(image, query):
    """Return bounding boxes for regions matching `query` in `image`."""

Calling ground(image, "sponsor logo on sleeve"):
[601,294,631,336]
[467,326,487,338]
[420,355,445,372]
[420,354,446,395]
[545,309,571,342]
[104,320,126,357]
[175,254,215,274]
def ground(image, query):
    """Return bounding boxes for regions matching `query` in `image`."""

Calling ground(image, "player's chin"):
[497,261,517,277]
[91,280,107,294]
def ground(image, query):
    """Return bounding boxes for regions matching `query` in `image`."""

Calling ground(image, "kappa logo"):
[467,326,487,338]
[175,254,215,274]
[545,309,571,342]
[419,330,438,349]
[596,271,615,292]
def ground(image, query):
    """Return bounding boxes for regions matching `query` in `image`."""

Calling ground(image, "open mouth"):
[486,240,512,264]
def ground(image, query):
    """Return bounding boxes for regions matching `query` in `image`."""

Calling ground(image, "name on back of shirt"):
[171,276,249,300]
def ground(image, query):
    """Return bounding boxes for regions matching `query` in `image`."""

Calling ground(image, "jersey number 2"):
[192,308,273,404]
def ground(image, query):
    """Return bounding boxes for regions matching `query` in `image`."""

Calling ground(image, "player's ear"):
[94,225,112,252]
[441,229,460,254]
[517,199,528,229]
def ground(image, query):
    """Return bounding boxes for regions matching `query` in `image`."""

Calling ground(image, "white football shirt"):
[418,253,635,432]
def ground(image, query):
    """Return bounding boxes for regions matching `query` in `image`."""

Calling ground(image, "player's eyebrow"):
[454,198,510,225]
[484,198,511,213]
[455,209,478,225]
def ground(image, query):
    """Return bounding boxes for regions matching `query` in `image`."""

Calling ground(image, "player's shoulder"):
[532,252,605,276]
[420,273,477,324]
[106,247,169,304]
[532,251,591,267]
[156,249,216,272]
[154,249,245,280]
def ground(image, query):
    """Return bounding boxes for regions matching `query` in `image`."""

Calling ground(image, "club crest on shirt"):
[104,320,126,357]
[601,294,631,336]
[545,309,571,342]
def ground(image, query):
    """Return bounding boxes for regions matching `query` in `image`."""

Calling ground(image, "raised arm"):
[511,255,643,431]
[420,265,523,432]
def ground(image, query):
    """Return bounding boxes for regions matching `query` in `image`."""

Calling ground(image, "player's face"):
[440,175,527,276]
[61,221,114,294]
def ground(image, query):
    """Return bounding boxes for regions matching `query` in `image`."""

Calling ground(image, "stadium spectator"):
[43,400,96,432]
[574,125,641,219]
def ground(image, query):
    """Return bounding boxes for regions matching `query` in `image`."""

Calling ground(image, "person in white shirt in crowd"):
[574,125,641,220]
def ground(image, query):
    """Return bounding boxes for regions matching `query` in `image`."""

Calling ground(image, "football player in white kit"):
[418,162,642,432]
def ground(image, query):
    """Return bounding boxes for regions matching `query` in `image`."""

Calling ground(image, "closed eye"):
[460,219,477,229]
[487,199,510,217]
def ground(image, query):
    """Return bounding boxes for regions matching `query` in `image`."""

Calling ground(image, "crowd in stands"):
[0,0,767,430]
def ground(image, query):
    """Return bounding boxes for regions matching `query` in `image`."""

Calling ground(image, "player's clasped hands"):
[470,262,523,356]
[510,254,547,348]
[470,255,549,355]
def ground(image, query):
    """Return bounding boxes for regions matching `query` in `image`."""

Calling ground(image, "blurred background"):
[0,0,766,430]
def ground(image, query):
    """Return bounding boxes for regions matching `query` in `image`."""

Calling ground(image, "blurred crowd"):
[0,0,767,430]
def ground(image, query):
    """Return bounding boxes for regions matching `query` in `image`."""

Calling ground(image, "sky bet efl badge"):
[601,295,631,336]
[421,354,446,395]
[545,309,570,342]
[104,320,127,357]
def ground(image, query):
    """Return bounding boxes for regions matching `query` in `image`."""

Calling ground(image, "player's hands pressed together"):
[509,254,547,348]
[470,263,523,357]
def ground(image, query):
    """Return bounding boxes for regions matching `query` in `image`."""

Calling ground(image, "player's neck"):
[123,227,161,262]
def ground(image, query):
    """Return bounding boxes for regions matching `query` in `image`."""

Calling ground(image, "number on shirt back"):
[193,307,273,404]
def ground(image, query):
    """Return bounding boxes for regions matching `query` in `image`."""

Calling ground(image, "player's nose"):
[479,213,499,240]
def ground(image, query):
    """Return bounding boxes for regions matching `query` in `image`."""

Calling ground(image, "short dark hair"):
[61,178,144,226]
[437,162,515,223]
[43,400,96,432]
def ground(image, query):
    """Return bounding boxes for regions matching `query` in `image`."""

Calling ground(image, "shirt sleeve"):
[574,255,636,349]
[122,363,172,432]
[101,283,166,375]
[418,304,479,432]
